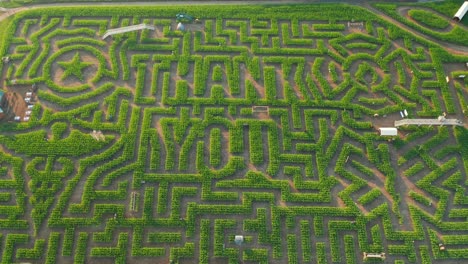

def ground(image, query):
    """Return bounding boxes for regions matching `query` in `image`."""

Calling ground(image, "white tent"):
[234,235,244,245]
[177,23,185,31]
[379,127,398,136]
[454,1,468,21]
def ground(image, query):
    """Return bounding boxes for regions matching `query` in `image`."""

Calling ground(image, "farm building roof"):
[379,127,398,136]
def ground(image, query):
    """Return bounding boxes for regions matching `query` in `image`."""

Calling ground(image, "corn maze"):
[0,4,467,264]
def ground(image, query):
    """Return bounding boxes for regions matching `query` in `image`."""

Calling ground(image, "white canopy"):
[454,1,468,21]
[234,235,244,245]
[379,127,397,136]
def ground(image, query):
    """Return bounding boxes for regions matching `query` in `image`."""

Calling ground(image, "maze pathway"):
[0,4,466,264]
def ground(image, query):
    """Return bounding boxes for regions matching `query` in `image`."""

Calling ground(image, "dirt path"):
[0,6,26,21]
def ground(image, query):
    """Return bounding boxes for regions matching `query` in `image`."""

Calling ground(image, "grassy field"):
[0,3,466,264]
[422,0,468,26]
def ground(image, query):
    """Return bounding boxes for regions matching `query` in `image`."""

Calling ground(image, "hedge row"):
[374,4,468,45]
[408,9,450,30]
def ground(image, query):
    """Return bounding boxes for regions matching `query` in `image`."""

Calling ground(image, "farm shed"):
[379,127,398,136]
[454,1,468,21]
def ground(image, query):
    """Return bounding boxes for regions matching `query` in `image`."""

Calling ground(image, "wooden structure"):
[102,23,155,40]
[130,192,138,212]
[252,106,269,114]
[347,21,364,30]
[395,116,463,127]
[363,252,386,261]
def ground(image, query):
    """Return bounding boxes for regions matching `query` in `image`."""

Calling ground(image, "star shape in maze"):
[58,52,93,82]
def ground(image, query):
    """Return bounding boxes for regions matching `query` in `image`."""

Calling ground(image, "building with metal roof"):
[379,127,398,136]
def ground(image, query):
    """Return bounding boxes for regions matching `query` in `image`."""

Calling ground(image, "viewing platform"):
[395,116,463,127]
[102,23,155,39]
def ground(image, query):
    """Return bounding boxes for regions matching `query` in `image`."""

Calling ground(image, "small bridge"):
[394,116,463,127]
[102,23,155,39]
